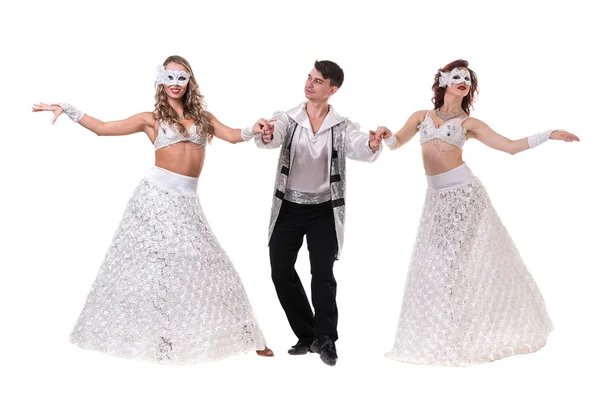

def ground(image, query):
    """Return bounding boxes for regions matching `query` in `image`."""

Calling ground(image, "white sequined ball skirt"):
[70,166,267,364]
[386,164,553,366]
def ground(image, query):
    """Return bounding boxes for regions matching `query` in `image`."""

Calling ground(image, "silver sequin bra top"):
[154,122,207,150]
[419,111,468,149]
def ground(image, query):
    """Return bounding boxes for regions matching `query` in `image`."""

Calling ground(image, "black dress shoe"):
[310,336,337,366]
[287,341,313,355]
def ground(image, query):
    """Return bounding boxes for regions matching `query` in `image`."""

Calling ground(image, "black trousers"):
[269,200,339,343]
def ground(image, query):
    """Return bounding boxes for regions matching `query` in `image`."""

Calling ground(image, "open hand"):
[551,130,580,143]
[32,102,64,125]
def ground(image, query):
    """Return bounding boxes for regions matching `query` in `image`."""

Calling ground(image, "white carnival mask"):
[439,68,471,88]
[156,65,190,86]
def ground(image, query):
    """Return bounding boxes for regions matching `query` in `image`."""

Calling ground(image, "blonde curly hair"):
[153,55,214,142]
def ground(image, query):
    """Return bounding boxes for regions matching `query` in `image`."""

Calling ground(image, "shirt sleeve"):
[254,110,291,149]
[344,119,382,162]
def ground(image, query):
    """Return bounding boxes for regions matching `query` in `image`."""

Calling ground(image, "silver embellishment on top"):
[419,115,467,149]
[154,122,207,150]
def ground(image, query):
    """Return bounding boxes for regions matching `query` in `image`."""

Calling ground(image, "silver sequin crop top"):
[154,122,207,150]
[419,111,468,149]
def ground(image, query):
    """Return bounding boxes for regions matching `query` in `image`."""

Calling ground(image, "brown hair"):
[153,55,214,141]
[431,59,479,115]
[314,60,344,88]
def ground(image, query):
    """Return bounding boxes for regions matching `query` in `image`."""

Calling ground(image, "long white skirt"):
[386,164,553,366]
[70,166,267,364]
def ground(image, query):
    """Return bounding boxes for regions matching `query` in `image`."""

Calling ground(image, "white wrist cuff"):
[527,130,553,148]
[384,135,398,147]
[241,126,255,142]
[53,102,84,123]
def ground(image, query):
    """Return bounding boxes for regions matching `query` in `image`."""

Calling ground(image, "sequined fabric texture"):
[153,122,207,151]
[70,179,266,364]
[419,115,467,149]
[386,178,553,366]
[283,188,332,204]
[267,120,348,259]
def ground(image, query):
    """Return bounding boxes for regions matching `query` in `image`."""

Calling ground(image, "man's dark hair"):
[314,60,344,88]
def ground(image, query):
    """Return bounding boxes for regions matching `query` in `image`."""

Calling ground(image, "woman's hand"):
[32,102,65,125]
[550,130,580,143]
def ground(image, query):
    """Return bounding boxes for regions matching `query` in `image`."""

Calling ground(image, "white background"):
[2,0,598,399]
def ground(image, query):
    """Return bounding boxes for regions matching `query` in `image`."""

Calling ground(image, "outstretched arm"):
[379,110,424,151]
[32,102,155,137]
[465,118,580,155]
[346,119,383,162]
[209,112,268,144]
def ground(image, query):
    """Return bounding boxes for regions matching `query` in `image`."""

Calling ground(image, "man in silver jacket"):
[241,60,383,366]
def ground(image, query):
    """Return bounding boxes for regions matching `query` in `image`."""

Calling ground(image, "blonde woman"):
[32,55,273,364]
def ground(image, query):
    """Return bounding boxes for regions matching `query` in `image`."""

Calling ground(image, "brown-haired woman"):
[32,55,274,364]
[378,59,579,366]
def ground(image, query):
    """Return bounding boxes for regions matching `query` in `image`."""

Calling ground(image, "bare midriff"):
[154,145,206,178]
[421,140,465,176]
